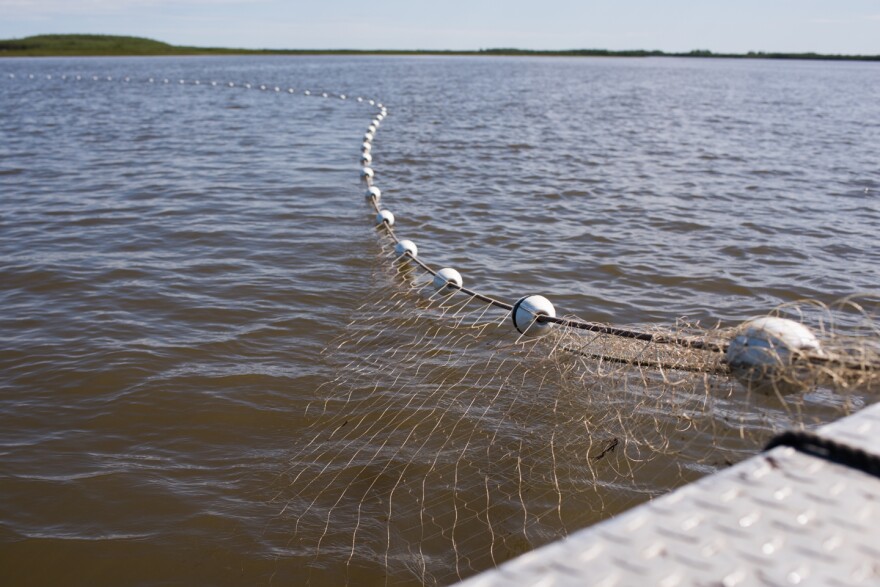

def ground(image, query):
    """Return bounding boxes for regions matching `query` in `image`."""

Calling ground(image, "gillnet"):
[270,226,878,586]
[7,71,876,586]
[262,91,880,586]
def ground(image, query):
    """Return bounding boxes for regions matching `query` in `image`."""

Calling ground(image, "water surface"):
[0,55,878,586]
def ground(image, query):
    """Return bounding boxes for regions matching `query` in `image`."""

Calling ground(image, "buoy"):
[260,84,266,90]
[322,92,328,98]
[368,100,375,106]
[245,83,251,89]
[364,132,374,142]
[357,97,363,102]
[726,317,822,393]
[340,94,346,99]
[376,210,395,226]
[288,88,295,93]
[394,240,418,258]
[368,124,377,134]
[433,268,463,294]
[361,152,373,165]
[211,81,217,86]
[361,167,374,180]
[512,295,556,336]
[149,77,154,83]
[194,80,200,85]
[303,90,310,95]
[372,118,381,127]
[365,186,381,201]
[228,82,235,87]
[362,142,372,153]
[274,86,280,92]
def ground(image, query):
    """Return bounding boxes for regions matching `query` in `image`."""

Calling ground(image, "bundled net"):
[270,229,878,586]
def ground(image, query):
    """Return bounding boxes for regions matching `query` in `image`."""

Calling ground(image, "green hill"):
[0,34,240,56]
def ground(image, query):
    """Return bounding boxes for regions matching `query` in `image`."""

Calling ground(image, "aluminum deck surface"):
[457,403,880,587]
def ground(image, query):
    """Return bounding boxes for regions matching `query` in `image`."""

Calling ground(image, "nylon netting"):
[268,230,878,586]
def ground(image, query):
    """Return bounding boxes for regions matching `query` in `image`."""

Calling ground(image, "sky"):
[1,0,880,54]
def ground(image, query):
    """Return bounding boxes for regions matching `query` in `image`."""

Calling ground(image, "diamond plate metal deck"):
[457,403,880,587]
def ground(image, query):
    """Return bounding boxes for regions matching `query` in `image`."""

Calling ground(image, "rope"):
[764,430,880,478]
[11,72,878,375]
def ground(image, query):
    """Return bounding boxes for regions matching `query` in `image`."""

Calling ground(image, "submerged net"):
[270,227,878,586]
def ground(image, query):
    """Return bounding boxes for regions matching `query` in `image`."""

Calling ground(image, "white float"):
[361,152,373,165]
[394,240,418,258]
[433,268,463,294]
[361,167,374,180]
[726,316,822,392]
[365,186,381,201]
[364,132,374,142]
[362,142,372,153]
[512,295,556,336]
[376,210,395,226]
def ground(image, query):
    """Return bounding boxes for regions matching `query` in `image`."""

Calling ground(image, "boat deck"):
[457,403,880,586]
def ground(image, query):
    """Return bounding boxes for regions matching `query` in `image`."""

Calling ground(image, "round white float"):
[726,316,821,392]
[364,132,374,142]
[361,152,373,165]
[362,142,372,153]
[361,167,374,181]
[365,186,381,201]
[512,295,556,336]
[376,210,395,226]
[433,268,463,294]
[394,240,418,258]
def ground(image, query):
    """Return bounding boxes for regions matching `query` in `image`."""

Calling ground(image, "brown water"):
[0,56,878,586]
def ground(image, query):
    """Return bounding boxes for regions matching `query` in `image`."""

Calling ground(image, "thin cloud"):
[809,17,854,24]
[0,0,264,16]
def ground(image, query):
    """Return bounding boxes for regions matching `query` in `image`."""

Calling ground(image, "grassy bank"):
[1,34,879,61]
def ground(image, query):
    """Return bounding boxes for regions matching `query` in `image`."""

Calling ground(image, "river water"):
[0,55,878,586]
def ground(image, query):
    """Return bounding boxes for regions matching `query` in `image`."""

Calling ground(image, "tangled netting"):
[8,72,877,586]
[270,237,878,586]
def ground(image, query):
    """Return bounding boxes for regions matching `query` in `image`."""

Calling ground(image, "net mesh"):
[270,233,878,586]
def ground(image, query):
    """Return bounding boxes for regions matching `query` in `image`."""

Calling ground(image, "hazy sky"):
[2,0,880,54]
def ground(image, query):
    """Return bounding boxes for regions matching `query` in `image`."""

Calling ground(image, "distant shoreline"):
[2,34,879,62]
